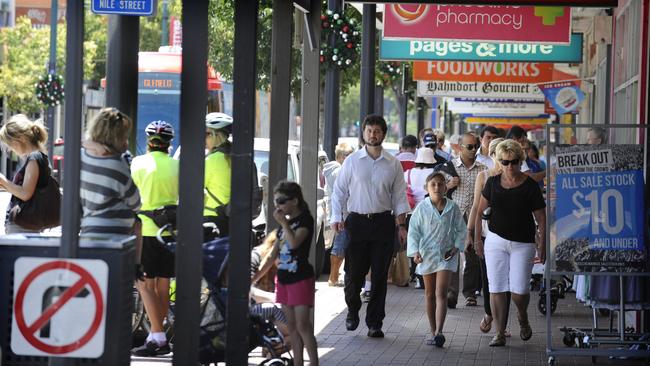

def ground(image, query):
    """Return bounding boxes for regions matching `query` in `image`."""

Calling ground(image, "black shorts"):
[141,236,175,278]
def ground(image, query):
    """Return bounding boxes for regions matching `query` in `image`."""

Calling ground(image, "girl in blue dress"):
[407,172,467,347]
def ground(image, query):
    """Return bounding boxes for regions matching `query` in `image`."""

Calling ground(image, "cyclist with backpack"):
[204,112,232,237]
[131,121,179,357]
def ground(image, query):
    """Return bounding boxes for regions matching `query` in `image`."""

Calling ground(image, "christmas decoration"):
[379,61,403,86]
[35,73,65,107]
[320,10,360,70]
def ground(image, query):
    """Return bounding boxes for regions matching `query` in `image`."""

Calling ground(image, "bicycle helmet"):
[145,120,175,142]
[205,112,233,132]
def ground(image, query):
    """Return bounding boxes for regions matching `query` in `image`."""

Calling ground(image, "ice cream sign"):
[384,5,572,44]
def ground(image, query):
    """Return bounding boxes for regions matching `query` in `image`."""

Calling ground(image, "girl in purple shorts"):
[252,181,319,365]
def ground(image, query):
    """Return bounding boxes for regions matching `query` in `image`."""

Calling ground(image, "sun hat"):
[415,147,437,164]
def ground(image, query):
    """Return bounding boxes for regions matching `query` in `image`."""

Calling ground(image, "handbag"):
[9,175,61,230]
[389,250,411,287]
[406,169,417,209]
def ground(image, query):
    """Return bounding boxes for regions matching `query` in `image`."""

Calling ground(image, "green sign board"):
[380,33,583,63]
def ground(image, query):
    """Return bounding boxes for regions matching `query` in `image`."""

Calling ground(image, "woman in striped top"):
[80,108,141,237]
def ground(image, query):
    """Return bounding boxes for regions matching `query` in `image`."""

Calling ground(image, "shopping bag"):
[390,250,411,287]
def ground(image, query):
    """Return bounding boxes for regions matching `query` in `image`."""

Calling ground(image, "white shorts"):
[484,231,536,295]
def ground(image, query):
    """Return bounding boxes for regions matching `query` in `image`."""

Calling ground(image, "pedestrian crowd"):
[0,109,550,365]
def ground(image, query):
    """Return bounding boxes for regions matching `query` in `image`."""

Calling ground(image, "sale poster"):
[554,144,645,272]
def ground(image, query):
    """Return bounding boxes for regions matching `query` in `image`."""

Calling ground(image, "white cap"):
[415,147,437,164]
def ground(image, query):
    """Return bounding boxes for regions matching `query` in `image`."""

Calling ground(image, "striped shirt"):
[80,148,141,234]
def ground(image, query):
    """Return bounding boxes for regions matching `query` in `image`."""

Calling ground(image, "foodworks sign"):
[413,61,554,83]
[380,34,583,63]
[384,5,571,44]
[417,80,544,100]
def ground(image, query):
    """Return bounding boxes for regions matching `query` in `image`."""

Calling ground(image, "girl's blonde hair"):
[495,139,526,163]
[488,138,505,158]
[0,114,48,152]
[85,108,132,153]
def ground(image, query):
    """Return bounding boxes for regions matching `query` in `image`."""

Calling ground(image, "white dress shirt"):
[330,146,411,223]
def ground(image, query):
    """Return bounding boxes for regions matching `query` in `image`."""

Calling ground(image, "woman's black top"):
[482,174,545,243]
[9,151,49,208]
[276,211,315,284]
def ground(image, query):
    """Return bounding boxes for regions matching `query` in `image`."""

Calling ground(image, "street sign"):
[11,257,108,358]
[384,5,572,44]
[91,0,157,16]
[379,34,583,63]
[447,98,545,115]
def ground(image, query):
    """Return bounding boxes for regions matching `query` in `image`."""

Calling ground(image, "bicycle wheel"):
[132,287,145,333]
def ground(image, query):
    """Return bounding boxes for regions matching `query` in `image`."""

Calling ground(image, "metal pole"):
[173,1,208,364]
[227,0,258,363]
[105,15,139,146]
[399,64,408,138]
[267,0,292,232]
[323,0,342,160]
[301,0,321,277]
[51,2,83,365]
[359,4,375,136]
[417,97,425,134]
[161,0,169,47]
[45,0,57,164]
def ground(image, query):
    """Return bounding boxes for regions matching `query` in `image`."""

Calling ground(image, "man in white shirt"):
[476,126,499,169]
[330,115,411,338]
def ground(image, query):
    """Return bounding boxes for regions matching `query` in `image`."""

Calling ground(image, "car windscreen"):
[254,150,295,182]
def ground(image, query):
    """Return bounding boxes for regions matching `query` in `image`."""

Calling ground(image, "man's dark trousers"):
[344,212,395,329]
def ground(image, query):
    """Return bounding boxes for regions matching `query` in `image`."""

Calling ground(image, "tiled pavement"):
[134,275,647,365]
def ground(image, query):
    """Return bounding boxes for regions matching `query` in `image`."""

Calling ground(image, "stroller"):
[158,223,291,365]
[531,257,573,315]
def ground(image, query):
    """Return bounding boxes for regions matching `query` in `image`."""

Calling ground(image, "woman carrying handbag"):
[0,114,59,234]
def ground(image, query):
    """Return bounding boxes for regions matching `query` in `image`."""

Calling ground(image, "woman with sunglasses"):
[473,139,546,347]
[466,138,514,338]
[252,181,319,365]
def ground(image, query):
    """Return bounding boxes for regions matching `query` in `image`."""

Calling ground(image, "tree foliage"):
[0,17,97,114]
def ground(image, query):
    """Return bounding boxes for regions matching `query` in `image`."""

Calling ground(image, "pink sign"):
[384,4,572,44]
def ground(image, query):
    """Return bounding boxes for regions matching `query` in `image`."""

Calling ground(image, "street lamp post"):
[45,0,58,164]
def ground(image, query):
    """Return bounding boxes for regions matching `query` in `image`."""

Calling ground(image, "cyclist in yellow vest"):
[131,120,179,357]
[204,112,232,237]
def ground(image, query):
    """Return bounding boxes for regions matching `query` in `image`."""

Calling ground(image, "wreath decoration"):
[320,10,360,70]
[379,61,403,86]
[35,73,65,107]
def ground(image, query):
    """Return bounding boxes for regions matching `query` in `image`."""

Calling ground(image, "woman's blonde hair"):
[256,230,278,292]
[488,137,505,158]
[85,108,132,153]
[495,139,526,163]
[0,114,48,152]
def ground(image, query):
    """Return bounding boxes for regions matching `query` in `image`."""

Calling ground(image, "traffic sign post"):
[11,258,108,358]
[0,234,135,366]
[91,0,157,16]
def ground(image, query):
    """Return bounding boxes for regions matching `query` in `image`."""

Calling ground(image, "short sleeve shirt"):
[482,174,545,243]
[276,211,315,284]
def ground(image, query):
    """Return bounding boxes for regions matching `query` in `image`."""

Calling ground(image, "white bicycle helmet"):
[205,112,233,131]
[145,120,175,142]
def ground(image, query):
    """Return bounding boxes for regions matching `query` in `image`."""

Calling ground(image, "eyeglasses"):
[462,144,479,150]
[274,196,290,205]
[499,158,520,166]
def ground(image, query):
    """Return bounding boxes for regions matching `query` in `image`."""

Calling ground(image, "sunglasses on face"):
[462,144,479,150]
[500,158,520,166]
[275,196,290,205]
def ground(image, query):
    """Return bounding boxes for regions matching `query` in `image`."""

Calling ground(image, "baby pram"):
[165,234,291,365]
[531,257,573,315]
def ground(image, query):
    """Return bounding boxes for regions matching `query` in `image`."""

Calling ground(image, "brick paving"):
[133,274,646,366]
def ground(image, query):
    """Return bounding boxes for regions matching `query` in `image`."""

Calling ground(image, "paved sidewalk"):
[134,276,645,366]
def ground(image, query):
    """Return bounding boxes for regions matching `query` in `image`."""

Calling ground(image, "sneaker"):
[361,291,371,303]
[132,341,171,357]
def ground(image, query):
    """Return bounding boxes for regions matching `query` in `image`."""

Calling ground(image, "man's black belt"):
[350,211,392,220]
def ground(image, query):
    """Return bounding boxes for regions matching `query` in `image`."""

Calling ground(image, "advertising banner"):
[447,98,545,115]
[417,80,544,99]
[538,80,585,114]
[384,5,571,44]
[554,144,645,272]
[413,61,554,83]
[380,34,583,63]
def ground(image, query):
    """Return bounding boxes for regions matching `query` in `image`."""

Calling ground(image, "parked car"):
[253,138,332,276]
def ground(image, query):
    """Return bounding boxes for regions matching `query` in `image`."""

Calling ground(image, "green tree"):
[0,17,97,114]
